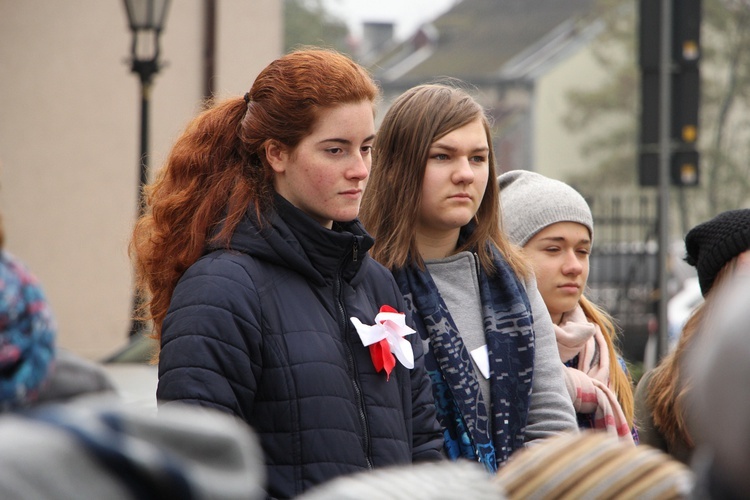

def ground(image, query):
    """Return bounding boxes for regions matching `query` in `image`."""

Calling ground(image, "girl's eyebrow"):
[318,134,376,145]
[430,142,456,152]
[430,142,489,154]
[538,236,591,245]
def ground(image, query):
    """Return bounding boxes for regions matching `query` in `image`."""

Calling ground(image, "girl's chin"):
[447,214,476,229]
[552,301,581,318]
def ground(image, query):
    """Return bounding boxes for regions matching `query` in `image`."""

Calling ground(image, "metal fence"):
[586,193,659,365]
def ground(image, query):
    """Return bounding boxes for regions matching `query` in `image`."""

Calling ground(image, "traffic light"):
[638,0,701,187]
[637,148,697,186]
[671,149,699,186]
[672,0,700,150]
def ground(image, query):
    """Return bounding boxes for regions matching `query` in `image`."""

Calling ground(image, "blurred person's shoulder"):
[0,397,265,499]
[36,349,117,404]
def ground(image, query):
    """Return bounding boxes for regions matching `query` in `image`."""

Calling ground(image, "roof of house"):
[370,0,597,87]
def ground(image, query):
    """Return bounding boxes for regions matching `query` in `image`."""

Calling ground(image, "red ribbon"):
[368,305,398,380]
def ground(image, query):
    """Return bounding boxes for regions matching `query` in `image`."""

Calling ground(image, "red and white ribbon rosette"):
[350,305,416,380]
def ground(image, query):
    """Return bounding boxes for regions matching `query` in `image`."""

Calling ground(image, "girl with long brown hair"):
[360,83,577,472]
[635,208,750,463]
[130,48,442,498]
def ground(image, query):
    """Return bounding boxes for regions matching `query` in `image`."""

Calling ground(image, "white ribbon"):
[350,311,416,369]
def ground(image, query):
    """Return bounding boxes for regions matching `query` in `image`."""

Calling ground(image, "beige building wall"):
[533,37,610,181]
[0,0,282,359]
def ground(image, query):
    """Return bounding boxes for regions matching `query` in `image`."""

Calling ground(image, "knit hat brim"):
[684,209,750,296]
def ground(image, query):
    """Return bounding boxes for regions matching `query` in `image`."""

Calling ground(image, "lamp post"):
[123,0,171,336]
[124,0,171,213]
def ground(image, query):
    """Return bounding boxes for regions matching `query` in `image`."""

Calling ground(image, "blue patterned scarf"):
[392,240,534,472]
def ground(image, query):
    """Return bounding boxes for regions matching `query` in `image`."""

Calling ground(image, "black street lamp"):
[123,0,171,336]
[123,0,171,214]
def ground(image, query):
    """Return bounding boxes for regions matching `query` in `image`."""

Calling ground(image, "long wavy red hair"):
[130,48,379,345]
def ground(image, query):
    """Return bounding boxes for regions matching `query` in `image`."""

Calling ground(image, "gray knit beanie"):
[498,170,593,247]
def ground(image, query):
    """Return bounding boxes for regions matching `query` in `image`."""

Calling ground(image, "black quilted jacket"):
[157,196,443,499]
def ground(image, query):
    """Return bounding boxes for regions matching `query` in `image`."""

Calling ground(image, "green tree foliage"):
[563,0,750,225]
[284,0,350,54]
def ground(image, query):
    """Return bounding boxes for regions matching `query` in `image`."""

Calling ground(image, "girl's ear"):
[265,140,288,174]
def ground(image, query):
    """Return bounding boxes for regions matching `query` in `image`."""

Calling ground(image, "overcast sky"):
[321,0,459,41]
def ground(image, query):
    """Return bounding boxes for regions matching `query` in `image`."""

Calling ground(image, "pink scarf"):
[555,305,634,445]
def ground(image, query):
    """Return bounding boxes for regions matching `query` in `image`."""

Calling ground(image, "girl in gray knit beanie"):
[498,170,636,444]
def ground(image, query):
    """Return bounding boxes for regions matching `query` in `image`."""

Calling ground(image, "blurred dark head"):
[686,273,750,498]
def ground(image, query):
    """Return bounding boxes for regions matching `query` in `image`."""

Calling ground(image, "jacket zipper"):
[336,253,372,469]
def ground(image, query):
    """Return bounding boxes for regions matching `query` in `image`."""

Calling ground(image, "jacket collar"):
[224,194,373,286]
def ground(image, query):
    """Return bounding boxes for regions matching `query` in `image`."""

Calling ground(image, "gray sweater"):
[426,251,578,443]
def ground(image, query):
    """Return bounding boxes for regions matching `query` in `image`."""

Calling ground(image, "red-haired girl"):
[131,49,442,498]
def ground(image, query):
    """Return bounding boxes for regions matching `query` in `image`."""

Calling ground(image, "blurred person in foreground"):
[360,83,577,473]
[685,269,750,499]
[495,430,693,499]
[0,208,114,408]
[299,459,505,500]
[299,430,694,500]
[130,48,443,498]
[635,209,750,464]
[0,398,265,500]
[499,170,636,444]
[0,212,55,410]
[0,187,263,499]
